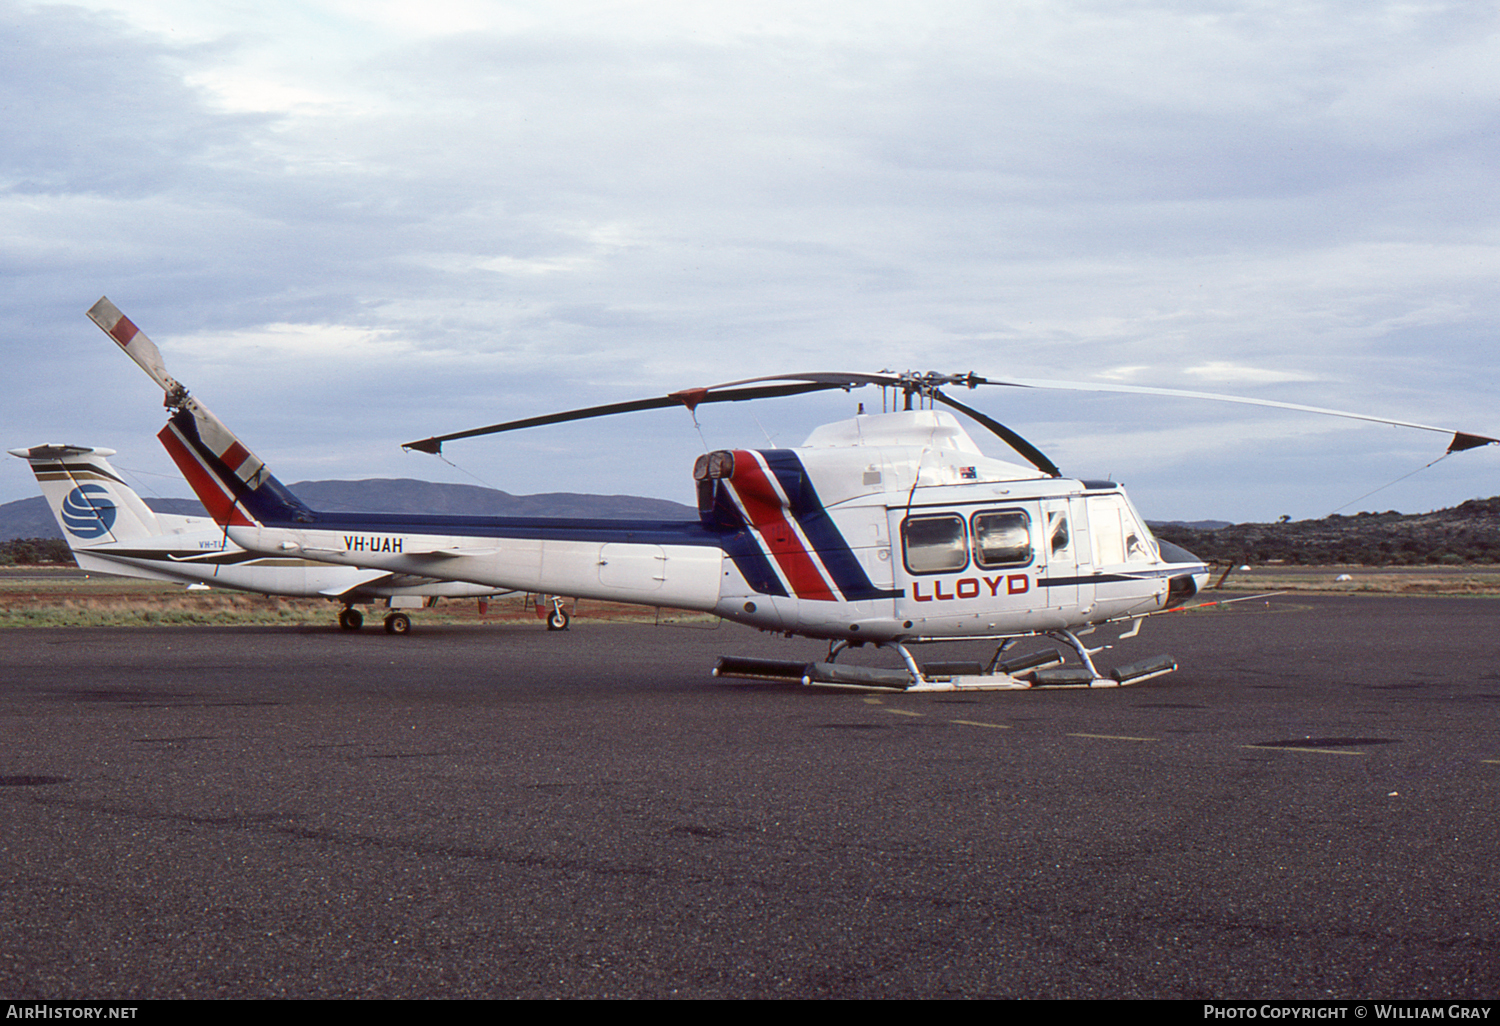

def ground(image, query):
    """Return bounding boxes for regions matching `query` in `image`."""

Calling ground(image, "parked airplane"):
[90,297,1496,691]
[11,442,514,633]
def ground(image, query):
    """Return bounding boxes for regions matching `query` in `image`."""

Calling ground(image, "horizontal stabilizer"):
[8,444,116,460]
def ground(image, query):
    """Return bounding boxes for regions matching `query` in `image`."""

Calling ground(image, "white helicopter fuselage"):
[220,411,1207,644]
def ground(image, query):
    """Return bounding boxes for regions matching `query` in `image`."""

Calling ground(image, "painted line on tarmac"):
[879,708,1014,731]
[860,697,1481,760]
[1242,744,1365,756]
[1068,732,1157,742]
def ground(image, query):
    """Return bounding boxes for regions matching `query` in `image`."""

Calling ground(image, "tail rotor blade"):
[87,297,185,402]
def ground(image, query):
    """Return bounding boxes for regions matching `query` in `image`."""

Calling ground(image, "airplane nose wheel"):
[338,608,363,630]
[546,607,570,631]
[384,612,412,635]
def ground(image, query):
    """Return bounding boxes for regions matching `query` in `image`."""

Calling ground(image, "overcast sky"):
[4,0,1498,523]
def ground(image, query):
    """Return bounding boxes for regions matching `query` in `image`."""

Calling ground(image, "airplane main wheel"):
[546,607,570,631]
[339,608,364,630]
[384,612,412,635]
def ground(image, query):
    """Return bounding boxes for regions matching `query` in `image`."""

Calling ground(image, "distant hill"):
[0,495,208,540]
[0,478,696,541]
[1150,497,1500,566]
[282,479,695,520]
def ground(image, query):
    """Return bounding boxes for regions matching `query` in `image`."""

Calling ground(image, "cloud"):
[1181,362,1319,386]
[3,0,1498,523]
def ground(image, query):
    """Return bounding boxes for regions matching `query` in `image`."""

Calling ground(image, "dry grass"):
[0,569,711,628]
[1212,565,1500,596]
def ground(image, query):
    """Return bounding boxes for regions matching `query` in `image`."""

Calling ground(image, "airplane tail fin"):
[8,445,165,547]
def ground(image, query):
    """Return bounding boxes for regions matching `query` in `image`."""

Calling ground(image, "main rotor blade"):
[403,381,846,454]
[404,365,1497,459]
[703,371,906,391]
[967,375,1498,454]
[930,390,1061,477]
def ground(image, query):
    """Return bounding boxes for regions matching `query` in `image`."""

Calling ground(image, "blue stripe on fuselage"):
[255,508,727,547]
[758,450,900,601]
[704,483,789,596]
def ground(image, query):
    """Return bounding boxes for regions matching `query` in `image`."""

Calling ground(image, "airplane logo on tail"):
[60,484,117,539]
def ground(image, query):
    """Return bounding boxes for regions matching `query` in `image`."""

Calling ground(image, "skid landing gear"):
[713,628,1176,692]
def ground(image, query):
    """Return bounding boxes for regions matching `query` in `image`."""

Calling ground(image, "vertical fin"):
[157,407,315,527]
[8,445,162,547]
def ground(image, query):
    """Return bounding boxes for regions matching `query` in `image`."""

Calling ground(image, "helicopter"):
[89,297,1497,692]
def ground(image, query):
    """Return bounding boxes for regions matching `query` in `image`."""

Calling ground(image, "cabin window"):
[971,510,1033,568]
[1048,510,1071,558]
[901,514,969,574]
[1088,494,1156,565]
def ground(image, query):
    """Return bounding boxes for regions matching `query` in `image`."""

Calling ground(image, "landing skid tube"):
[713,631,1177,692]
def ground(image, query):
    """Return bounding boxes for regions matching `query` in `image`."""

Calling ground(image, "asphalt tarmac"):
[1,594,1497,999]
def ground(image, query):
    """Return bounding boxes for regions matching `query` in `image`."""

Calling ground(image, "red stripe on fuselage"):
[728,450,836,601]
[158,423,256,527]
